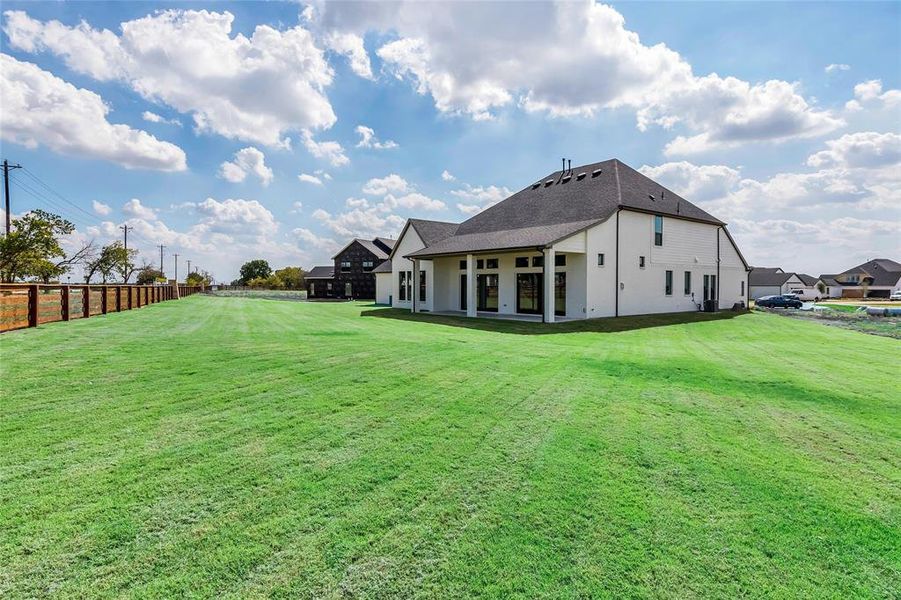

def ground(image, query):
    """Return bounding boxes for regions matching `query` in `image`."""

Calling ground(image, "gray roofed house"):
[387,158,750,322]
[305,265,334,279]
[821,259,901,298]
[372,259,392,273]
[749,268,795,287]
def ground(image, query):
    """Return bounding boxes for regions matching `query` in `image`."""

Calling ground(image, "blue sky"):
[1,1,898,281]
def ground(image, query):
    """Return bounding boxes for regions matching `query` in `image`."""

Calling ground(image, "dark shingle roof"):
[749,268,795,286]
[796,273,821,286]
[374,238,397,253]
[306,265,334,279]
[405,159,724,259]
[408,219,459,246]
[819,274,840,286]
[333,238,391,260]
[372,260,392,273]
[840,258,901,286]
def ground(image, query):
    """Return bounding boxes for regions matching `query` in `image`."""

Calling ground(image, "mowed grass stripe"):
[0,296,898,598]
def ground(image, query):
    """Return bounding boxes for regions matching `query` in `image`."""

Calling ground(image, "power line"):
[3,159,23,235]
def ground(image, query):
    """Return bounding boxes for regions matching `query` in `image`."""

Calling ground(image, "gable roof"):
[819,274,841,286]
[839,258,901,286]
[749,268,797,286]
[405,159,725,259]
[306,265,334,279]
[332,238,391,260]
[372,259,392,273]
[795,273,821,286]
[374,238,397,253]
[409,218,459,246]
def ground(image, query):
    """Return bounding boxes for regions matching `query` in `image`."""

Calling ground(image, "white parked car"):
[890,290,901,301]
[788,289,821,302]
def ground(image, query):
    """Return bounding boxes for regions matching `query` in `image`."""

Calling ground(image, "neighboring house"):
[306,265,335,299]
[306,237,396,300]
[819,275,843,299]
[748,268,805,300]
[821,259,901,298]
[789,274,826,301]
[389,159,750,322]
[373,259,392,304]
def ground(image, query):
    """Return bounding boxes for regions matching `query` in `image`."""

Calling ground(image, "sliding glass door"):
[517,273,542,314]
[554,272,566,316]
[460,274,467,311]
[477,274,499,312]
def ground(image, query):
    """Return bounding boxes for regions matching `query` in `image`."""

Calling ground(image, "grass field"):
[1,297,899,598]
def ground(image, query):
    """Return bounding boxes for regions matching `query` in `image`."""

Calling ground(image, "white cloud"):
[381,192,445,211]
[0,54,187,171]
[317,2,840,151]
[806,132,901,170]
[4,9,337,148]
[290,201,303,213]
[142,111,181,126]
[91,200,112,216]
[441,169,456,181]
[122,198,157,220]
[846,79,901,112]
[324,31,372,79]
[312,206,406,239]
[301,131,349,166]
[294,226,340,254]
[825,63,850,74]
[218,147,273,186]
[638,162,741,202]
[298,173,323,185]
[451,183,511,215]
[362,173,410,195]
[355,125,398,149]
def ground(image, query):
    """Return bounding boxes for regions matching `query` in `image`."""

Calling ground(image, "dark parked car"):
[756,295,803,309]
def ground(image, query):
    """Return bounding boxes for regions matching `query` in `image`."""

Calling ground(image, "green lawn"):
[1,297,899,598]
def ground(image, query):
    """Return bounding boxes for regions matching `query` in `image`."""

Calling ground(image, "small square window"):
[597,253,605,266]
[486,258,498,269]
[532,256,544,267]
[341,260,352,272]
[362,260,374,271]
[477,259,484,269]
[459,260,466,270]
[515,257,529,268]
[639,256,646,268]
[554,254,566,267]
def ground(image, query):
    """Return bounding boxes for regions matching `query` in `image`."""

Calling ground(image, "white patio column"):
[544,247,555,323]
[412,259,419,313]
[466,254,476,317]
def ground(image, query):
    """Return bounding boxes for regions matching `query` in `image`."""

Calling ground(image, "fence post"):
[61,285,70,321]
[28,284,39,327]
[83,285,91,318]
[101,285,108,314]
[116,286,122,312]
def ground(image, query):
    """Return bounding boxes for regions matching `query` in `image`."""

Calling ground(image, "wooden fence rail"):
[0,283,203,333]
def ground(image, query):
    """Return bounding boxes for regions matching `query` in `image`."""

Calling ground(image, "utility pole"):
[173,253,180,282]
[186,260,191,275]
[119,224,133,249]
[158,244,166,275]
[3,159,23,235]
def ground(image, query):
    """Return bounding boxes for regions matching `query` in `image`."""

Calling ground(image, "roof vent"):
[648,194,655,201]
[562,174,572,183]
[576,172,586,180]
[532,182,541,189]
[545,179,554,186]
[591,168,602,177]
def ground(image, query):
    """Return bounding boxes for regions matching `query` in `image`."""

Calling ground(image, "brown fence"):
[0,283,203,333]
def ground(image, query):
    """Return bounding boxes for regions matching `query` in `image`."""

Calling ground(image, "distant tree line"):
[231,260,307,289]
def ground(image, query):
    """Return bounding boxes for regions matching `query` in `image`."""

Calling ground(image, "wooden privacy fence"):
[0,283,203,333]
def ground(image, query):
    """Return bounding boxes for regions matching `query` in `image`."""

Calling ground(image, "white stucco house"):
[386,159,750,322]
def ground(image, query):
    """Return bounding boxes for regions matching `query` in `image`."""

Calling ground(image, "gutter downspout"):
[716,228,721,310]
[539,246,546,323]
[615,209,620,317]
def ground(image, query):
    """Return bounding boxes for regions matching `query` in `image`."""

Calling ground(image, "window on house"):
[597,253,605,266]
[340,260,352,272]
[477,259,484,269]
[665,270,673,295]
[326,282,332,290]
[639,256,646,268]
[684,271,691,295]
[555,254,566,267]
[515,257,529,268]
[406,271,413,301]
[362,260,374,271]
[419,270,426,301]
[398,271,406,301]
[486,258,499,269]
[459,259,466,270]
[532,256,544,267]
[654,215,663,246]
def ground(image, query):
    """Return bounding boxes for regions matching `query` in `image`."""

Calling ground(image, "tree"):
[274,266,306,289]
[48,241,97,283]
[816,281,826,295]
[84,242,136,284]
[135,267,164,285]
[185,270,212,287]
[239,259,272,284]
[0,210,74,282]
